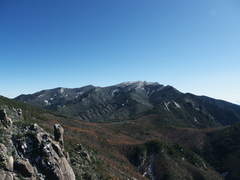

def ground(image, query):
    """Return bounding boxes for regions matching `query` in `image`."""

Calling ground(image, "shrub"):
[147,140,164,154]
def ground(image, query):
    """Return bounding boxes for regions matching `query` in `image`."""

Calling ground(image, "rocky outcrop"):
[16,109,22,116]
[0,109,12,128]
[54,124,64,147]
[76,144,91,162]
[79,151,91,162]
[16,123,76,180]
[14,159,34,177]
[0,170,13,180]
[0,107,75,180]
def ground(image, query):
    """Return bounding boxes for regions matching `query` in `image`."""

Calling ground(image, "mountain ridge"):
[15,81,240,127]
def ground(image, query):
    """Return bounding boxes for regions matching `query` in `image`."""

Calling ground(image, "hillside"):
[1,95,240,179]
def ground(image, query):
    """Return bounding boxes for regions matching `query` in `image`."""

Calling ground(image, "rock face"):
[13,123,76,180]
[0,109,12,128]
[14,159,34,177]
[0,108,75,180]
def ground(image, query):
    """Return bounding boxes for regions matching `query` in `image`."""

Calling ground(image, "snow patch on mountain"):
[173,101,181,108]
[44,100,51,106]
[164,102,170,111]
[111,89,119,97]
[38,94,43,98]
[58,88,64,94]
[114,81,164,95]
[143,154,156,180]
[194,117,198,122]
[116,81,160,88]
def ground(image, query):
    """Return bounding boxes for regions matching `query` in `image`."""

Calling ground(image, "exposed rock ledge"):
[0,109,75,180]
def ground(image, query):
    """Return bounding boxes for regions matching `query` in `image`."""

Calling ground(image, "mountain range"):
[15,81,240,127]
[0,81,240,179]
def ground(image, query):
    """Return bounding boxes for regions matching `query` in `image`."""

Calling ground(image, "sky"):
[0,0,240,105]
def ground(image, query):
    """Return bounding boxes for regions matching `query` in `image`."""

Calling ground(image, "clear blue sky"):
[0,0,240,104]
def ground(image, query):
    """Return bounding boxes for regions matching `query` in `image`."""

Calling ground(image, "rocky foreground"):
[0,108,75,180]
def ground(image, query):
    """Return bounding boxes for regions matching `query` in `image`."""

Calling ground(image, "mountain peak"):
[115,81,163,89]
[116,81,160,86]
